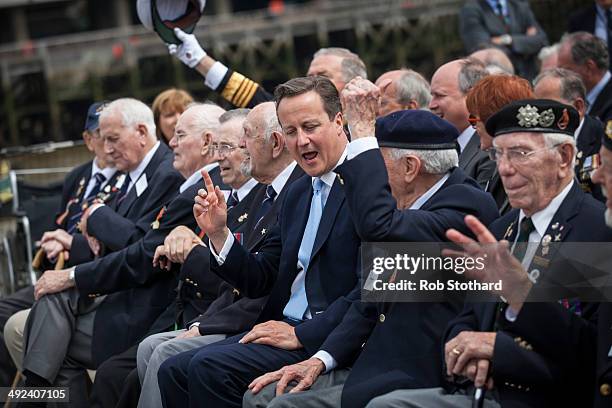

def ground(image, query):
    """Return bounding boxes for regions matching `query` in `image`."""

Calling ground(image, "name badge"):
[135,174,148,197]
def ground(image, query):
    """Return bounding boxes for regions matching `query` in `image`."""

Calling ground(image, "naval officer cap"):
[137,0,206,44]
[84,101,109,132]
[485,99,579,138]
[375,110,460,150]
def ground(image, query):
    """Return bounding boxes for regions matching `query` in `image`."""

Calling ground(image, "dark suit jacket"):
[73,167,226,366]
[568,4,597,34]
[445,182,611,408]
[589,77,612,123]
[576,115,604,201]
[54,161,92,230]
[459,0,548,78]
[459,131,496,191]
[595,304,612,408]
[187,166,306,336]
[317,150,499,408]
[69,143,183,265]
[210,168,362,355]
[172,182,265,326]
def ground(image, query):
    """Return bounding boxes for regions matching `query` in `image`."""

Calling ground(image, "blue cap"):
[84,101,108,132]
[375,110,459,150]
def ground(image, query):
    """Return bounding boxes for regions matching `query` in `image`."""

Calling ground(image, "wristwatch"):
[69,267,76,283]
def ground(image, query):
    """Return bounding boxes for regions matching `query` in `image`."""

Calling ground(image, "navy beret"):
[375,110,459,150]
[84,101,109,132]
[485,99,579,137]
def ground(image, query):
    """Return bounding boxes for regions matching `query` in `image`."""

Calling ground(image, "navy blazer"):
[568,4,597,35]
[444,182,612,408]
[70,143,183,265]
[73,167,226,367]
[210,168,362,355]
[55,161,92,230]
[590,79,612,124]
[459,132,496,192]
[187,166,305,336]
[319,149,498,408]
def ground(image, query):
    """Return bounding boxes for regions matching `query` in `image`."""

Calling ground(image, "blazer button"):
[196,292,202,299]
[601,383,611,396]
[379,314,385,323]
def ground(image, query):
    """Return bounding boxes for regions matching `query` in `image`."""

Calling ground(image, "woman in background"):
[152,88,194,147]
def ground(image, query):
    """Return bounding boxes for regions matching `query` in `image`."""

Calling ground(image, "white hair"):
[100,98,156,138]
[538,43,560,63]
[390,148,458,174]
[185,102,226,137]
[395,69,432,108]
[543,132,577,167]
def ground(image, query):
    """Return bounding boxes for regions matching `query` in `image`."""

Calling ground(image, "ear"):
[557,143,575,175]
[334,111,344,134]
[407,100,419,110]
[82,131,95,152]
[403,155,421,184]
[201,131,213,155]
[136,124,149,145]
[573,98,586,115]
[270,131,285,159]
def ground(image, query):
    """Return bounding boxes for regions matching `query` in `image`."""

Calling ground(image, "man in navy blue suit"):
[242,78,499,408]
[362,99,612,407]
[157,76,362,408]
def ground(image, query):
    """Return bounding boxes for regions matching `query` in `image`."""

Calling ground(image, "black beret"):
[375,110,459,150]
[485,99,579,137]
[604,120,612,151]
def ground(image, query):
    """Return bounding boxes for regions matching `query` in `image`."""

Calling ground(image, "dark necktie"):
[494,0,510,27]
[226,190,239,210]
[254,185,277,228]
[494,216,535,331]
[117,174,132,205]
[66,173,106,234]
[606,9,612,69]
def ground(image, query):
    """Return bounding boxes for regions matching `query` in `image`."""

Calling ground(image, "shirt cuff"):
[189,322,201,329]
[204,62,229,90]
[312,350,338,373]
[346,137,378,160]
[209,231,235,265]
[505,306,518,322]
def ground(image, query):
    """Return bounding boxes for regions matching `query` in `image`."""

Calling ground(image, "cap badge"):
[517,104,541,128]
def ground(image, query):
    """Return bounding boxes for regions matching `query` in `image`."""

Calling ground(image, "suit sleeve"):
[86,167,183,251]
[336,149,497,242]
[210,224,282,298]
[508,4,548,56]
[74,186,197,296]
[459,3,495,53]
[192,294,266,336]
[214,69,273,109]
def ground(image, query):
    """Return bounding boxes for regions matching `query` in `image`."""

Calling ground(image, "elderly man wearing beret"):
[361,99,612,408]
[242,77,499,408]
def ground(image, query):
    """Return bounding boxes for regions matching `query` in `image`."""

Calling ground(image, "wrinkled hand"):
[176,326,201,339]
[239,320,303,350]
[445,215,532,310]
[248,358,325,396]
[153,245,171,270]
[86,234,101,256]
[34,269,74,300]
[168,28,207,68]
[41,229,73,251]
[193,169,228,250]
[40,239,69,261]
[340,76,380,139]
[162,225,202,264]
[461,358,495,389]
[445,331,496,378]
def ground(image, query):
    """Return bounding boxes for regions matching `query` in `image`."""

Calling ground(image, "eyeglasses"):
[211,143,238,157]
[468,114,480,129]
[486,143,562,163]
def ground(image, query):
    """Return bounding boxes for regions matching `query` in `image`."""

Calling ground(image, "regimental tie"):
[116,174,132,205]
[494,216,535,331]
[253,185,277,230]
[66,173,107,234]
[493,0,510,28]
[226,190,239,210]
[283,178,326,321]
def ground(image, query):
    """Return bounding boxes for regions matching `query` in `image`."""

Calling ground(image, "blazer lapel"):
[309,178,345,262]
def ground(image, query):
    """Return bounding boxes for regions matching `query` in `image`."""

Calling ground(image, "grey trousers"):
[136,329,226,408]
[365,387,501,408]
[242,367,350,408]
[22,287,102,408]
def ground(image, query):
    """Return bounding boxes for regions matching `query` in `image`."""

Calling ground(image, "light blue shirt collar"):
[179,162,218,193]
[127,141,160,193]
[586,71,611,112]
[485,0,507,16]
[409,173,450,210]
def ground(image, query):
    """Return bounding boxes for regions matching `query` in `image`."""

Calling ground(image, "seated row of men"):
[0,35,610,408]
